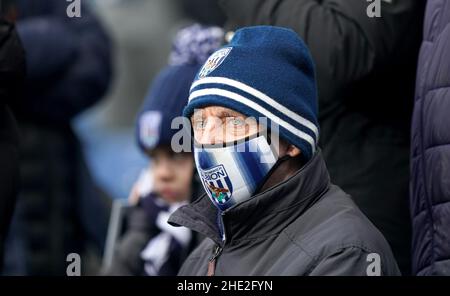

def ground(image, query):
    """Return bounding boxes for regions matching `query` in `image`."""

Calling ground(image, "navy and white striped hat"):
[183,26,319,161]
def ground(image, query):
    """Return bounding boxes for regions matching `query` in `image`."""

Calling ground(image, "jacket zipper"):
[207,213,226,276]
[207,244,223,276]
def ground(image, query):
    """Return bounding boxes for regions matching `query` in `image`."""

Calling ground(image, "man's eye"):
[227,117,245,127]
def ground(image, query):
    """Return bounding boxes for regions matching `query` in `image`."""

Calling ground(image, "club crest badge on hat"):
[139,111,162,149]
[199,164,233,204]
[198,47,232,78]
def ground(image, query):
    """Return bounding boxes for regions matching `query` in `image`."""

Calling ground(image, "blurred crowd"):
[0,0,448,276]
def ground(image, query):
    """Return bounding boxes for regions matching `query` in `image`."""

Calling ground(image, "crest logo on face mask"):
[198,47,232,78]
[200,165,233,204]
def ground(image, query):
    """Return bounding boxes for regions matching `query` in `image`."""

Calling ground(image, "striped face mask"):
[194,135,278,211]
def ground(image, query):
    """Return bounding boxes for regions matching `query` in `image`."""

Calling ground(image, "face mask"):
[194,135,278,211]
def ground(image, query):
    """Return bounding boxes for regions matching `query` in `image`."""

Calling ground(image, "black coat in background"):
[2,0,112,275]
[0,19,26,273]
[219,0,426,274]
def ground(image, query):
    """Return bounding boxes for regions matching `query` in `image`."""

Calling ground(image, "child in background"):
[104,24,224,276]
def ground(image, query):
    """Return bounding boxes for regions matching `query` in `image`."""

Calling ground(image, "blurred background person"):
[2,0,225,275]
[410,0,450,276]
[217,0,426,274]
[103,24,223,276]
[0,1,26,273]
[71,0,226,231]
[2,0,112,275]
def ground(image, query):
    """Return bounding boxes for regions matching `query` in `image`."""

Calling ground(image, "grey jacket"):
[169,152,400,276]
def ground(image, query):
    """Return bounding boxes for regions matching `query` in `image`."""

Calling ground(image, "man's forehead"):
[192,106,245,118]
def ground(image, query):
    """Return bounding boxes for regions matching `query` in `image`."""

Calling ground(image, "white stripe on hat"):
[189,88,316,153]
[190,76,319,139]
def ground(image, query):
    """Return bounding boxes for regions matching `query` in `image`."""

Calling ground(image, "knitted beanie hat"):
[183,26,319,161]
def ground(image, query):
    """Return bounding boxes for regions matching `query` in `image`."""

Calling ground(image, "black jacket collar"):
[168,150,330,246]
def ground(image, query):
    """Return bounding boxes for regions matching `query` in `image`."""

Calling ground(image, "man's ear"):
[286,145,301,158]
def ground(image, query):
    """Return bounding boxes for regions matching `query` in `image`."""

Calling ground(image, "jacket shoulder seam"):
[304,244,378,275]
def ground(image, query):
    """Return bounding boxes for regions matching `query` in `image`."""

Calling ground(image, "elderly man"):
[169,26,399,276]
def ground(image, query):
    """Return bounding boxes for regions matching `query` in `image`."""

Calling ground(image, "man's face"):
[150,147,194,204]
[191,106,260,145]
[191,106,301,157]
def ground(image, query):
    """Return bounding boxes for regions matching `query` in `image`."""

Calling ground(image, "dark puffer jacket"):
[410,0,450,276]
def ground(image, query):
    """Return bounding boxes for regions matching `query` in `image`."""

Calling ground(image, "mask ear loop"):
[253,126,304,195]
[253,154,292,196]
[254,124,291,194]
